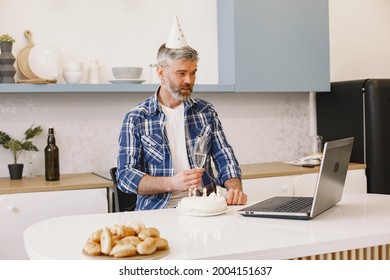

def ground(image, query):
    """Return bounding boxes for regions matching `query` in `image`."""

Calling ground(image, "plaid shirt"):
[117,89,241,210]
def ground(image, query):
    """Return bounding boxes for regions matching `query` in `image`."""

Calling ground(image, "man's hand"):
[171,168,204,192]
[224,178,247,205]
[137,168,204,195]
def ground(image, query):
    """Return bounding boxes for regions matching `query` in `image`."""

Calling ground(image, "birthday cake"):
[178,189,228,214]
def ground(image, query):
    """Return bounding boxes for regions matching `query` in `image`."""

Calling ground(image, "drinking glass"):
[311,135,323,156]
[25,150,37,178]
[192,136,207,169]
[190,136,208,195]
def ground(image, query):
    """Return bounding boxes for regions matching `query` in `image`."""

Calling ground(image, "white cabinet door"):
[344,170,367,193]
[243,176,294,202]
[0,189,107,260]
[243,169,367,202]
[293,169,367,196]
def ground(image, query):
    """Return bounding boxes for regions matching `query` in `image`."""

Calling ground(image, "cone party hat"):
[166,16,188,49]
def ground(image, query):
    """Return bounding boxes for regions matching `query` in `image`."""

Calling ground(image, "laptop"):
[239,137,354,220]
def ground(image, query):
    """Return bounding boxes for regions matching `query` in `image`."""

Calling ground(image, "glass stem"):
[204,170,218,194]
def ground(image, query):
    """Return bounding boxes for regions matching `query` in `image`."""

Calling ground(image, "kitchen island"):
[24,193,390,260]
[1,163,366,259]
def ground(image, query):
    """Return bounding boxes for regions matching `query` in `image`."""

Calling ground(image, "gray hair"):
[157,43,199,68]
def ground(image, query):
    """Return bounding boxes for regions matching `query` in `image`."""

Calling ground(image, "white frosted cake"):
[178,191,227,214]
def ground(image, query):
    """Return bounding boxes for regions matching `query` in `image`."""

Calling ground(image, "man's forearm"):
[137,174,173,195]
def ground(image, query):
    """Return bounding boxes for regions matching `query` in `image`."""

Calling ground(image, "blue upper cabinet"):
[218,0,330,92]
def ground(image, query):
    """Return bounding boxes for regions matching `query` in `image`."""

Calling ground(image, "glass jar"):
[312,135,323,156]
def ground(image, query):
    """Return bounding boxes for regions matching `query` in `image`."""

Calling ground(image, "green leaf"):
[21,141,39,151]
[0,131,11,146]
[25,125,43,140]
[8,139,22,151]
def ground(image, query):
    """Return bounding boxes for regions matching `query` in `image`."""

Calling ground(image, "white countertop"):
[24,193,390,260]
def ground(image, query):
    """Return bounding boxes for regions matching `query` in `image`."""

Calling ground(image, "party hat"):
[166,16,188,49]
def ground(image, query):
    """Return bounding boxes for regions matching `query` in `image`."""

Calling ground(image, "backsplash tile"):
[0,92,311,177]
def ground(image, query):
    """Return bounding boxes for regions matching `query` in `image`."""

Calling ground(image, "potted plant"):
[0,34,15,54]
[0,34,16,83]
[0,124,43,179]
[0,34,16,44]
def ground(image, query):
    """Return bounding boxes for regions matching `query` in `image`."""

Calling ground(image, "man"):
[116,18,247,210]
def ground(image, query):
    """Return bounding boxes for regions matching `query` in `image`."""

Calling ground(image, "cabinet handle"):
[8,205,17,212]
[281,185,288,192]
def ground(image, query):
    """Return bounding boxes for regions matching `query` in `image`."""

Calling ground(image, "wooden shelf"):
[0,83,235,93]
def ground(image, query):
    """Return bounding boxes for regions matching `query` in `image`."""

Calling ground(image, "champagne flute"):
[192,136,207,169]
[191,136,208,196]
[25,150,36,178]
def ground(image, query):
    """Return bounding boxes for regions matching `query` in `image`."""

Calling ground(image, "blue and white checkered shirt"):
[117,89,241,210]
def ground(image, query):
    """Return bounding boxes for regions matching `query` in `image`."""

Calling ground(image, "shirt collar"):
[148,86,198,115]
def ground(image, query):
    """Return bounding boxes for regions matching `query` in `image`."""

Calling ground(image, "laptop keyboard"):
[275,197,313,212]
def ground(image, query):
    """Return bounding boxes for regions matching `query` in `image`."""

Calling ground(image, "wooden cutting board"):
[82,248,169,260]
[17,78,57,84]
[17,30,39,79]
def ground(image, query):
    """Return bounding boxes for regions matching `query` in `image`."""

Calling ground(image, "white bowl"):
[112,67,142,79]
[63,71,82,84]
[64,61,83,72]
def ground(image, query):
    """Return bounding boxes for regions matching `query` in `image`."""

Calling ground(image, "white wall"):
[1,0,390,177]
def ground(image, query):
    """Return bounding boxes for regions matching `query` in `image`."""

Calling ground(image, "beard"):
[162,77,193,102]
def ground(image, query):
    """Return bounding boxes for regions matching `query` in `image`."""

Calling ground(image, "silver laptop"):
[239,137,354,220]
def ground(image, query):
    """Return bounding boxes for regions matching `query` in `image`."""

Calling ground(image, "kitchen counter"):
[0,163,365,195]
[240,162,365,180]
[23,193,390,260]
[0,173,112,195]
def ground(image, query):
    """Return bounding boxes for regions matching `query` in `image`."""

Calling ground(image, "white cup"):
[63,71,82,84]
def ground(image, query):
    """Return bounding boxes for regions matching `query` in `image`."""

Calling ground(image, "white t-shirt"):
[161,102,190,207]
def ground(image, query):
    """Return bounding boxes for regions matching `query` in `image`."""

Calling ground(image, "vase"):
[0,42,17,83]
[8,163,24,180]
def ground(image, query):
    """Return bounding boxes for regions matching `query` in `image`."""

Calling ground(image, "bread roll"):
[117,226,136,239]
[100,226,114,255]
[117,236,141,247]
[111,224,136,240]
[155,237,169,250]
[138,227,160,240]
[88,229,102,243]
[109,244,137,258]
[84,240,101,256]
[137,237,157,255]
[126,220,145,234]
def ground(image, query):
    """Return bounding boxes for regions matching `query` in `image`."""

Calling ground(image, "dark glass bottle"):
[44,127,60,181]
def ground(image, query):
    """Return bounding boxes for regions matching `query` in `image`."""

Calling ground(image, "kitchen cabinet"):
[242,176,293,201]
[243,169,367,201]
[0,173,112,260]
[218,0,330,92]
[0,189,107,260]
